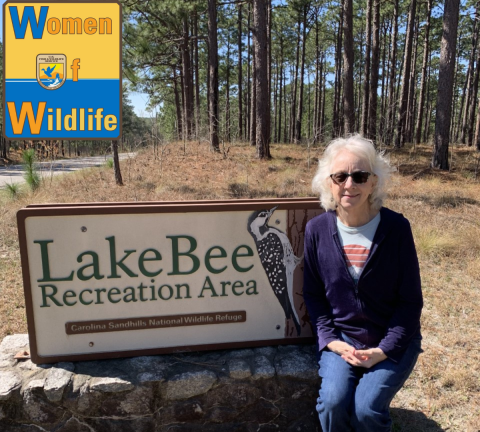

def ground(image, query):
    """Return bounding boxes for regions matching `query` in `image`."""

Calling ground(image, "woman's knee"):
[352,396,391,431]
[317,351,356,424]
[318,381,352,414]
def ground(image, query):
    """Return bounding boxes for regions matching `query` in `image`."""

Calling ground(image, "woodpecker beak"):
[266,206,278,221]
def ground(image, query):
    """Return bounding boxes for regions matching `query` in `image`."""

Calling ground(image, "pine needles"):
[4,182,20,200]
[22,149,41,191]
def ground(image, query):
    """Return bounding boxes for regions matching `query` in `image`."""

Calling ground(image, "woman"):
[303,135,423,432]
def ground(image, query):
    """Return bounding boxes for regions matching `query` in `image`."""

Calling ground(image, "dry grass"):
[1,141,480,430]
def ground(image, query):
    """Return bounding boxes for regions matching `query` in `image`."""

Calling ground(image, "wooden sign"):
[17,198,323,364]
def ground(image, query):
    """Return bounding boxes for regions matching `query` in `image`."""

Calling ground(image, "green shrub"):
[22,149,41,191]
[5,182,20,200]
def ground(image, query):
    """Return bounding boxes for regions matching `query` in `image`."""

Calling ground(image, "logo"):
[36,54,66,90]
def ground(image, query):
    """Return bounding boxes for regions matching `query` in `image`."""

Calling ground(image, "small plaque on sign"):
[65,311,247,335]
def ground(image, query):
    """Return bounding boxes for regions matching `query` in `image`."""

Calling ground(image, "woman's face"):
[329,150,376,216]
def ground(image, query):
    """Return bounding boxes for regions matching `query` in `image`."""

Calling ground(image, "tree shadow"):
[415,195,479,208]
[391,408,445,432]
[394,159,480,181]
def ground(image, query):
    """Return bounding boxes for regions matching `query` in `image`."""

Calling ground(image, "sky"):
[0,1,151,117]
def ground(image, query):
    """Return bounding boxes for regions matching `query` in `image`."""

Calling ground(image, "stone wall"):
[0,335,321,432]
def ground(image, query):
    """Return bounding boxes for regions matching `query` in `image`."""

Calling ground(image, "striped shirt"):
[336,213,381,283]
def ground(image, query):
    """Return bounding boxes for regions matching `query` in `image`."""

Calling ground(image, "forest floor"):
[1,140,480,431]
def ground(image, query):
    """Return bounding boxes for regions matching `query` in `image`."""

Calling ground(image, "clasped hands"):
[327,340,387,368]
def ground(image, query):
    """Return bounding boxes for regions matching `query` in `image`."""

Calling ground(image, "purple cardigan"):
[303,207,423,362]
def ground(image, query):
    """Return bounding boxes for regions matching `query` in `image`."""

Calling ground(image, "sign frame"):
[18,198,322,364]
[3,0,123,141]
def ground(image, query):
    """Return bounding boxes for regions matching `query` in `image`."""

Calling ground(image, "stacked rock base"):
[0,335,321,432]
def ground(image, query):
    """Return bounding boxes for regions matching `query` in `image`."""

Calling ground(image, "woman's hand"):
[341,347,387,368]
[327,340,356,357]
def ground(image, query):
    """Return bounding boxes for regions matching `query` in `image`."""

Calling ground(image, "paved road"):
[0,153,135,188]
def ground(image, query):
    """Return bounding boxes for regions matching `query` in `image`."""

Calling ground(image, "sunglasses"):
[329,171,373,185]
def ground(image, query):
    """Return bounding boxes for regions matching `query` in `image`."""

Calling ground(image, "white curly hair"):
[312,135,393,211]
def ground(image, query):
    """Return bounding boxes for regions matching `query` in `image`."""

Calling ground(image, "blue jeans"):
[316,337,422,432]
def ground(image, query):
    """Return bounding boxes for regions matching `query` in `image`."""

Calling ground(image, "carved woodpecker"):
[247,206,303,335]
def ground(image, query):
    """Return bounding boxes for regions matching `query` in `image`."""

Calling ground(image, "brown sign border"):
[3,0,122,141]
[18,198,321,364]
[26,196,318,208]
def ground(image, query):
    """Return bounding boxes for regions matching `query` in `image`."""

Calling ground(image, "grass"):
[1,141,480,431]
[4,182,20,200]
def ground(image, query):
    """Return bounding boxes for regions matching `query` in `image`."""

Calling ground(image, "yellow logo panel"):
[4,1,122,139]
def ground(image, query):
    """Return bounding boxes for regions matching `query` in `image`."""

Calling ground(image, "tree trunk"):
[250,39,257,146]
[424,53,432,143]
[277,38,284,143]
[356,29,363,134]
[333,18,343,137]
[295,5,308,144]
[253,0,270,158]
[450,27,464,143]
[247,2,251,140]
[194,10,200,139]
[453,46,469,140]
[475,92,480,149]
[207,0,220,152]
[225,38,231,143]
[386,0,399,145]
[290,18,301,143]
[470,49,480,146]
[460,15,478,144]
[432,0,460,170]
[284,67,288,143]
[307,73,311,140]
[182,16,194,140]
[415,0,433,145]
[406,18,419,143]
[289,64,294,141]
[273,61,278,143]
[112,140,123,186]
[314,20,322,145]
[179,54,186,141]
[379,20,389,143]
[320,55,327,142]
[424,99,432,143]
[395,0,416,148]
[368,0,380,141]
[173,67,183,141]
[267,0,272,144]
[1,134,6,159]
[361,0,372,136]
[468,8,480,146]
[343,0,355,134]
[238,3,243,141]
